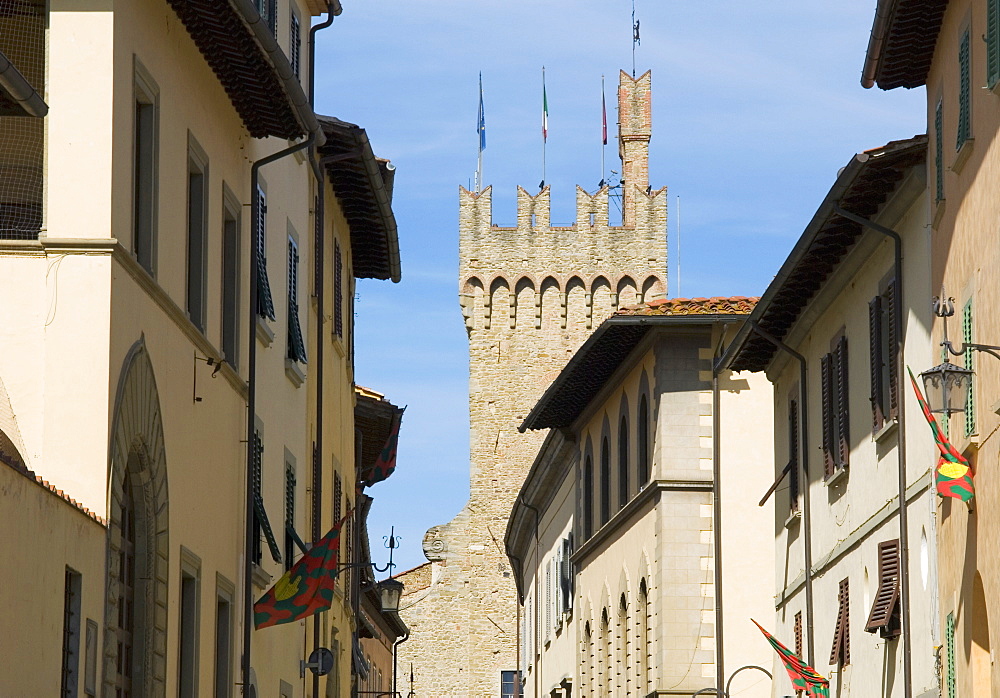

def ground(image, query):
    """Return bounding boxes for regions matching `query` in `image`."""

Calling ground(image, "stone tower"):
[397,70,666,697]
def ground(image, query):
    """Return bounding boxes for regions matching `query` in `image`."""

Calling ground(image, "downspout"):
[392,628,410,697]
[520,494,542,698]
[307,7,338,698]
[710,323,728,698]
[832,205,912,698]
[242,132,316,698]
[747,321,816,667]
[0,48,46,117]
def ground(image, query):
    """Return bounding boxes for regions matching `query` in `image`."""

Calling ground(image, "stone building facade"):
[396,70,667,697]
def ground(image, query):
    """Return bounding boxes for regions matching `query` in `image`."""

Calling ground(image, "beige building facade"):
[509,298,775,698]
[726,136,938,697]
[397,70,668,696]
[862,1,1000,694]
[0,1,400,696]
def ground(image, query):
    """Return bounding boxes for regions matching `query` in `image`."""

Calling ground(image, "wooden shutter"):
[964,301,975,437]
[788,399,799,511]
[311,442,320,538]
[946,612,956,698]
[312,195,322,298]
[990,0,1000,88]
[958,29,971,149]
[886,280,899,420]
[256,187,276,320]
[865,540,901,637]
[935,101,945,202]
[334,242,344,337]
[794,611,803,659]
[835,337,850,467]
[829,577,850,666]
[869,295,885,432]
[821,354,835,477]
[287,239,307,363]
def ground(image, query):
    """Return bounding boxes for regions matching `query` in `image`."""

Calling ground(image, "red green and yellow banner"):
[361,408,404,488]
[907,368,975,502]
[753,619,829,698]
[254,511,352,629]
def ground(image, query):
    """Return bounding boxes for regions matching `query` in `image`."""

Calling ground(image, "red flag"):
[907,368,974,502]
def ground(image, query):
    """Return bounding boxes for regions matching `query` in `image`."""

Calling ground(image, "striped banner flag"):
[753,619,830,698]
[542,69,549,143]
[907,367,975,502]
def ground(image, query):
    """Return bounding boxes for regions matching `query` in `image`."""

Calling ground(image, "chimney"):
[618,70,651,227]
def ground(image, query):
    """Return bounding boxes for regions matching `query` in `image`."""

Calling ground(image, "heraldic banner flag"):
[254,511,352,630]
[752,619,830,698]
[907,367,975,502]
[361,407,404,488]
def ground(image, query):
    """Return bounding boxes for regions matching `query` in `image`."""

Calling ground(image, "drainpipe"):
[392,629,410,697]
[747,321,816,667]
[242,132,316,698]
[832,205,912,698]
[307,6,338,698]
[519,494,542,698]
[0,49,46,117]
[710,323,728,698]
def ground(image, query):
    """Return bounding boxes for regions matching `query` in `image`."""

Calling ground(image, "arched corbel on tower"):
[461,276,484,331]
[487,276,510,331]
[540,276,561,331]
[617,275,638,309]
[591,276,613,328]
[641,275,665,303]
[514,277,536,329]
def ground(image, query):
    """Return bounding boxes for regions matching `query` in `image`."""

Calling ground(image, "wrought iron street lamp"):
[919,360,973,417]
[379,577,404,614]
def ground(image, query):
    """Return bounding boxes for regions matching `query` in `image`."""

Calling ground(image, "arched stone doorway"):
[102,338,169,697]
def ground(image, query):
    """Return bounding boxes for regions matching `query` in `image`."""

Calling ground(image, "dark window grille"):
[114,472,137,697]
[61,569,81,697]
[637,394,649,484]
[334,242,344,337]
[600,437,610,525]
[618,415,629,508]
[222,203,240,367]
[186,154,207,331]
[794,611,803,658]
[583,455,593,538]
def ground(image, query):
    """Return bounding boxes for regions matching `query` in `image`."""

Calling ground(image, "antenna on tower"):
[676,194,681,298]
[632,0,640,78]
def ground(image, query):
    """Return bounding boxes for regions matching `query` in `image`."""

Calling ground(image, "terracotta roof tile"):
[616,296,758,317]
[2,457,106,526]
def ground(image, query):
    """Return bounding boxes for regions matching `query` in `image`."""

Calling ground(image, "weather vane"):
[632,0,640,77]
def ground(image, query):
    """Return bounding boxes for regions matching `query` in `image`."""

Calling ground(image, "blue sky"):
[314,1,926,573]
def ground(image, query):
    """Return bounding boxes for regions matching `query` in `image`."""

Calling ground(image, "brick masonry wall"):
[397,70,666,697]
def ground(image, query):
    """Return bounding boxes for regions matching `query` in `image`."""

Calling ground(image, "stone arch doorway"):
[103,338,169,697]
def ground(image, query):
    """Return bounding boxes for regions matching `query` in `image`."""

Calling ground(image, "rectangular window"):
[256,186,276,320]
[334,241,344,337]
[958,28,972,150]
[186,142,209,331]
[500,670,522,698]
[214,582,233,698]
[61,568,82,697]
[221,193,240,367]
[179,556,200,698]
[559,535,574,614]
[865,539,901,638]
[134,65,159,275]
[829,577,850,667]
[935,101,945,202]
[869,281,899,432]
[284,463,296,571]
[946,612,957,698]
[788,399,799,512]
[544,559,552,643]
[84,619,97,696]
[287,236,307,363]
[290,12,301,79]
[821,336,850,477]
[964,300,975,437]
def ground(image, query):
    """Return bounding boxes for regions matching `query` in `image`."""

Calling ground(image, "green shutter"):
[964,300,975,436]
[946,612,956,698]
[958,30,971,150]
[935,101,944,202]
[990,0,1000,88]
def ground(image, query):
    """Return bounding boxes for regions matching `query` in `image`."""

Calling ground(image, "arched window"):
[638,394,650,485]
[619,593,630,695]
[114,470,138,696]
[600,437,611,525]
[601,608,611,694]
[619,416,630,508]
[639,579,650,690]
[583,455,594,538]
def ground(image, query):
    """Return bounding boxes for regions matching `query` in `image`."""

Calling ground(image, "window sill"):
[256,317,275,347]
[933,198,947,229]
[251,563,272,589]
[783,508,801,529]
[331,335,346,359]
[873,418,898,444]
[825,466,849,487]
[285,359,306,388]
[952,138,975,175]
